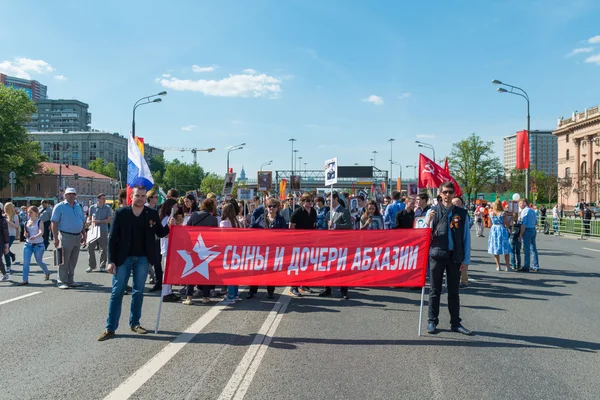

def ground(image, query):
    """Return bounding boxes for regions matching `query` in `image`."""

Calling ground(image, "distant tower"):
[238,165,248,183]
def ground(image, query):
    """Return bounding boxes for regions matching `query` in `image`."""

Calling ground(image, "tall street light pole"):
[289,138,296,176]
[493,79,531,199]
[372,151,378,168]
[227,143,246,172]
[260,160,273,171]
[406,164,417,180]
[388,138,395,195]
[298,156,303,175]
[294,150,299,174]
[415,140,435,163]
[132,91,167,137]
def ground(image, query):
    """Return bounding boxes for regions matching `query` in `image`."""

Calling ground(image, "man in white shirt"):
[552,204,559,234]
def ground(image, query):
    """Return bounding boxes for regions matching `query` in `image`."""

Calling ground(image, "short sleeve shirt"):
[290,207,316,229]
[520,207,537,229]
[51,200,86,234]
[89,204,112,233]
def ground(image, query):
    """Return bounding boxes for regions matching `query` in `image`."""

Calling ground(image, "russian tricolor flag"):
[127,134,154,194]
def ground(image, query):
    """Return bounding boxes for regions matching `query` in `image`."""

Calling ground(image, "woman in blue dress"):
[488,200,512,271]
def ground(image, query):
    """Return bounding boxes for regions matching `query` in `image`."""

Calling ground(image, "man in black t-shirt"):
[289,193,317,297]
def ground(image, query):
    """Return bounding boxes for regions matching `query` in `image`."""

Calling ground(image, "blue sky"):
[2,0,600,180]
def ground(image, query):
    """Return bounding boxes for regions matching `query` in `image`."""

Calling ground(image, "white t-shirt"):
[7,214,19,236]
[219,220,232,228]
[160,216,169,256]
[25,219,43,244]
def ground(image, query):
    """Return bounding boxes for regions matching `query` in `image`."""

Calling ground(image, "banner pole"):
[155,290,165,334]
[418,285,425,337]
[330,184,334,226]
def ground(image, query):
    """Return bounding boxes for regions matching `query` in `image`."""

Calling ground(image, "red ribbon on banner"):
[515,130,529,170]
[164,227,431,287]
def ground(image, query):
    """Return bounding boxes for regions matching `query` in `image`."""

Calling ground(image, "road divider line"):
[103,303,227,400]
[0,291,42,306]
[218,287,292,400]
[583,247,600,253]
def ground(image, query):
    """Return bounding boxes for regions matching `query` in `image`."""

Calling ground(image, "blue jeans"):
[106,256,149,332]
[227,285,239,300]
[522,229,539,270]
[4,236,15,269]
[553,218,558,233]
[510,240,521,268]
[22,242,49,282]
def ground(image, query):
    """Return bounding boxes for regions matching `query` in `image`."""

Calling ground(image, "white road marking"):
[0,291,42,306]
[218,287,292,400]
[103,302,228,400]
[583,247,600,253]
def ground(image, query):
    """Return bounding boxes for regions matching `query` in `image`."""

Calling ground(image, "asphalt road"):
[1,231,599,400]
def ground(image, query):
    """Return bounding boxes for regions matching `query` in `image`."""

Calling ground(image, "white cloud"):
[585,53,600,65]
[363,95,384,106]
[416,134,435,139]
[192,64,217,73]
[0,57,54,79]
[54,75,68,81]
[181,125,197,131]
[398,92,411,99]
[162,73,171,78]
[588,35,600,44]
[243,68,257,74]
[566,47,594,57]
[158,72,282,98]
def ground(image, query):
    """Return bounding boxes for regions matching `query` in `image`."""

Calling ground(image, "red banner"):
[516,130,529,170]
[164,226,431,287]
[418,153,463,197]
[443,157,449,173]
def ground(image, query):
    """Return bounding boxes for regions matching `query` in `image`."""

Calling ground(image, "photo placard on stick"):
[324,157,338,186]
[258,171,272,191]
[222,173,236,196]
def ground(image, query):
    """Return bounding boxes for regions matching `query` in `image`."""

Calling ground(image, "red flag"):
[381,181,386,193]
[418,153,462,197]
[515,130,529,170]
[352,181,356,196]
[164,226,431,287]
[443,157,449,173]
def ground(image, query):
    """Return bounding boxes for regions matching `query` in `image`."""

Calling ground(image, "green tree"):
[0,86,46,188]
[88,158,118,179]
[149,155,167,188]
[448,133,503,202]
[162,159,205,191]
[200,173,224,195]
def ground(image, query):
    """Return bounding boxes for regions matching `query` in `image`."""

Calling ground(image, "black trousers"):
[42,221,51,250]
[152,244,163,286]
[428,256,461,326]
[324,286,348,295]
[186,285,214,297]
[249,286,275,294]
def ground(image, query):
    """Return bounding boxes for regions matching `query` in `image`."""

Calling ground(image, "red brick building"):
[0,162,119,206]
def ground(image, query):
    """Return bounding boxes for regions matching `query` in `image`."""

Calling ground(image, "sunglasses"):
[441,190,455,195]
[267,205,278,209]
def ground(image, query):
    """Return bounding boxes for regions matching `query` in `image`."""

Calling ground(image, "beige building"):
[553,105,600,207]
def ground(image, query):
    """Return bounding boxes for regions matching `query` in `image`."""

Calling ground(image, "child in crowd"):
[509,217,522,270]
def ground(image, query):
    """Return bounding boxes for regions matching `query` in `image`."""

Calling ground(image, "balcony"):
[558,105,600,128]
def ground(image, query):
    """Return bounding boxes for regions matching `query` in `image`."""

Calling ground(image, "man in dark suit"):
[98,185,172,341]
[319,191,352,299]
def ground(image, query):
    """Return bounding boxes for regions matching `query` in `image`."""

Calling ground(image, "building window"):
[594,159,600,178]
[26,184,31,192]
[36,183,41,191]
[566,134,569,143]
[566,149,570,160]
[565,167,571,178]
[581,161,587,178]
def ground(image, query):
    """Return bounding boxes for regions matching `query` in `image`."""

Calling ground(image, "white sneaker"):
[58,284,69,289]
[99,267,106,272]
[86,267,95,273]
[222,299,235,305]
[1,274,9,282]
[234,296,242,302]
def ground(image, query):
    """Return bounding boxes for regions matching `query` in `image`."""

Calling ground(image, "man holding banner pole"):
[425,181,472,335]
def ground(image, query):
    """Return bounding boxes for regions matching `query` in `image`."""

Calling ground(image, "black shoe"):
[290,288,302,297]
[318,289,332,297]
[459,282,468,289]
[299,286,314,294]
[162,293,180,303]
[10,253,16,262]
[340,293,350,300]
[246,292,255,299]
[267,293,275,299]
[149,278,156,285]
[149,285,162,292]
[427,322,438,334]
[451,324,472,336]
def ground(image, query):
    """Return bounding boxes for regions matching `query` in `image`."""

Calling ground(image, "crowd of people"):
[0,182,552,341]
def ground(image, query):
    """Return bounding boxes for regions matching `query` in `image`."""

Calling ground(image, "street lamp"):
[298,156,303,175]
[289,138,297,176]
[388,138,395,195]
[415,140,435,162]
[372,151,378,168]
[493,79,531,199]
[260,160,273,171]
[406,164,417,180]
[132,91,167,137]
[227,143,245,172]
[294,150,299,174]
[304,162,307,172]
[390,160,403,179]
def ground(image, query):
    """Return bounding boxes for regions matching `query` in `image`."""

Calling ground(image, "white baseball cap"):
[65,187,77,194]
